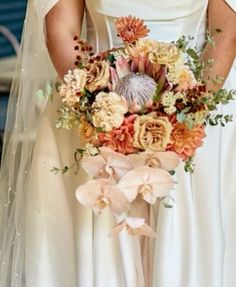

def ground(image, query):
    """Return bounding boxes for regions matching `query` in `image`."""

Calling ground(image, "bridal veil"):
[0,1,58,285]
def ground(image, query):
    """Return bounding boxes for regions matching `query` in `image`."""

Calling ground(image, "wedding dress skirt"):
[24,0,236,287]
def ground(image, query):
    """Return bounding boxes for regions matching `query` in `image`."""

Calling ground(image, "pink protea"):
[99,115,137,154]
[115,15,150,44]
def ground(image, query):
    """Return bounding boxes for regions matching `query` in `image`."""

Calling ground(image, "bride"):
[0,0,236,286]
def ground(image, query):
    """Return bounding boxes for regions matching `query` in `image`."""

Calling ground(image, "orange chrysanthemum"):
[168,123,206,160]
[115,15,150,44]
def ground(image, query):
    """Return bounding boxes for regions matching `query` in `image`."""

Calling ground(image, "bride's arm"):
[201,0,236,91]
[45,0,85,77]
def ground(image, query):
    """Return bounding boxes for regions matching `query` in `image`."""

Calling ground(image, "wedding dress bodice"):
[85,0,208,52]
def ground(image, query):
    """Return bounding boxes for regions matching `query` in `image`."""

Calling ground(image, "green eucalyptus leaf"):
[177,112,187,123]
[55,82,61,93]
[163,203,173,209]
[36,89,46,100]
[46,84,53,95]
[106,54,115,63]
[187,48,199,61]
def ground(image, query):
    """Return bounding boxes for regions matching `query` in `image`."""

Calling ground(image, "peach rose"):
[169,122,206,160]
[176,66,197,90]
[99,115,137,154]
[133,113,172,152]
[85,61,110,92]
[149,42,180,65]
[79,120,95,141]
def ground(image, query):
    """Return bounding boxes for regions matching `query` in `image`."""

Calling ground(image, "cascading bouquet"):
[52,16,235,236]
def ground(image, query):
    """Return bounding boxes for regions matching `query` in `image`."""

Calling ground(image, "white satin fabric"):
[226,0,236,11]
[25,0,236,287]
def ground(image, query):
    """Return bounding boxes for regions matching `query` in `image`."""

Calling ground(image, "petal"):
[125,217,145,228]
[133,224,156,237]
[118,166,174,203]
[110,220,126,237]
[154,151,180,171]
[100,147,134,180]
[81,155,106,178]
[75,179,104,208]
[128,153,149,168]
[115,56,131,79]
[110,217,156,237]
[142,191,158,205]
[105,186,130,215]
[128,151,180,171]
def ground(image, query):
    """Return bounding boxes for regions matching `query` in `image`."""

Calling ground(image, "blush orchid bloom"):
[81,147,134,181]
[118,166,174,204]
[111,217,156,237]
[128,151,180,171]
[76,178,129,215]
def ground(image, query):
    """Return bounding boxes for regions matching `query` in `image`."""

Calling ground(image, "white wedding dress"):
[1,0,236,287]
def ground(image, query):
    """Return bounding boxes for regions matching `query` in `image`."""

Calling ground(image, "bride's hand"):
[45,0,85,78]
[201,0,236,91]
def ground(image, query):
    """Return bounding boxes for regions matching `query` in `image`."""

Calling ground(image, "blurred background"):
[0,0,27,159]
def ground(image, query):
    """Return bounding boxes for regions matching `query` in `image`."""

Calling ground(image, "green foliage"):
[152,83,162,102]
[36,83,53,101]
[163,202,173,209]
[187,48,199,61]
[55,106,80,129]
[207,114,233,127]
[50,148,84,175]
[50,166,69,174]
[106,53,115,63]
[176,106,191,123]
[174,35,193,52]
[184,157,195,173]
[205,89,236,111]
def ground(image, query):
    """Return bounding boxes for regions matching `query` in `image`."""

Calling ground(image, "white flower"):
[59,69,87,107]
[161,91,188,115]
[164,106,177,115]
[92,92,128,131]
[161,91,176,107]
[175,92,188,104]
[83,143,99,157]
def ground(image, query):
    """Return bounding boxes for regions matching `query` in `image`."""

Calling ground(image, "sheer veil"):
[0,0,59,285]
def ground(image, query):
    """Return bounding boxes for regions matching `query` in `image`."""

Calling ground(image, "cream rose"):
[92,92,128,132]
[133,113,172,151]
[148,42,180,65]
[59,69,87,107]
[85,61,110,92]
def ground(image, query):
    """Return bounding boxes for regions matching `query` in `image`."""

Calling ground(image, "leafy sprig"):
[184,157,195,173]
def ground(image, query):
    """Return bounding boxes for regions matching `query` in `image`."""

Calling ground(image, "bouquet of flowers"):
[52,16,235,236]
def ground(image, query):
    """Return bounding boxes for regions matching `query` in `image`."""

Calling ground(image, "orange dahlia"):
[169,123,206,160]
[98,115,137,154]
[115,15,150,44]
